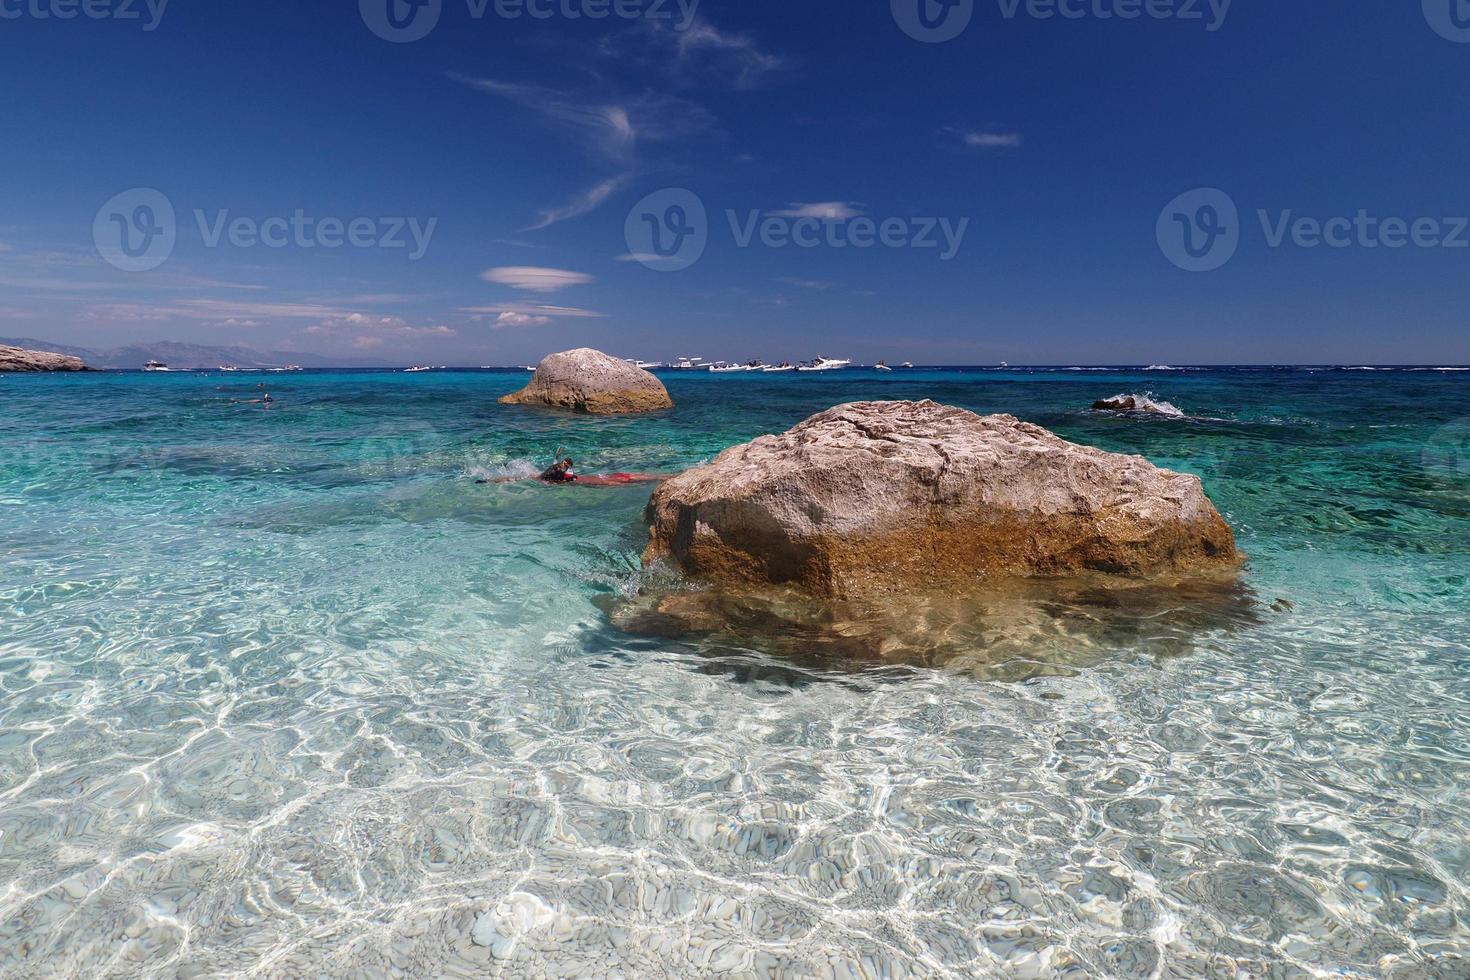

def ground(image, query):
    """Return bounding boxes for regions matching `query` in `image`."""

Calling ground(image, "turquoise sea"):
[2,367,1469,977]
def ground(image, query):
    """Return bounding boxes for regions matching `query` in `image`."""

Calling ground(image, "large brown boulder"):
[644,400,1240,599]
[499,348,672,414]
[0,345,87,372]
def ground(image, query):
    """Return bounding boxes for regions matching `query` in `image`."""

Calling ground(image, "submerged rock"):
[643,400,1240,600]
[607,573,1259,676]
[499,348,672,415]
[0,344,88,372]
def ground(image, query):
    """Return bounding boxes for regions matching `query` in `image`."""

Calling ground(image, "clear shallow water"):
[1,367,1468,977]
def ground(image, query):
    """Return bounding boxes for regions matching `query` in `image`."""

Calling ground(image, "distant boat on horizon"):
[875,360,891,372]
[404,365,433,373]
[143,360,169,372]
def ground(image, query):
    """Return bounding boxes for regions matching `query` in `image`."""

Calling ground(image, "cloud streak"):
[481,267,594,293]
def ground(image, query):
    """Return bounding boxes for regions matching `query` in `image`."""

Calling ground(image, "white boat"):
[763,361,796,373]
[270,364,303,373]
[672,356,706,370]
[625,359,667,370]
[875,361,892,372]
[901,362,914,369]
[219,364,241,372]
[707,361,748,373]
[144,360,169,372]
[797,357,853,372]
[404,365,433,373]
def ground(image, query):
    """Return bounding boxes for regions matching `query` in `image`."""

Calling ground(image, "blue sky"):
[1,0,1468,364]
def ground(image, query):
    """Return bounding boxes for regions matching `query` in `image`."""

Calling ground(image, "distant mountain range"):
[0,338,394,370]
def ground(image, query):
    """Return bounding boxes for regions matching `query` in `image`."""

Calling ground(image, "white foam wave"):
[465,458,540,482]
[1096,393,1186,418]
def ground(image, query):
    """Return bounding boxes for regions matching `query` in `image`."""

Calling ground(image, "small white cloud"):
[946,127,1023,149]
[494,311,554,329]
[770,202,864,220]
[481,266,594,293]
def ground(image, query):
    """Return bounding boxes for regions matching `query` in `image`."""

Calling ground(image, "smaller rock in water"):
[500,348,672,415]
[1092,393,1184,417]
[0,345,88,373]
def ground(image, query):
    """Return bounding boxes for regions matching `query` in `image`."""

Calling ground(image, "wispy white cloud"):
[673,21,786,90]
[481,267,594,293]
[460,302,604,320]
[777,277,837,290]
[603,17,787,90]
[305,313,455,347]
[526,176,630,232]
[81,299,350,323]
[945,126,1023,149]
[454,74,716,229]
[453,76,712,164]
[770,202,865,220]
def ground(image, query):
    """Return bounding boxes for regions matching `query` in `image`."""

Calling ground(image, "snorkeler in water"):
[477,458,664,487]
[540,457,577,483]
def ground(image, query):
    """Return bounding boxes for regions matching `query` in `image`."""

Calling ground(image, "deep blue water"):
[1,366,1468,976]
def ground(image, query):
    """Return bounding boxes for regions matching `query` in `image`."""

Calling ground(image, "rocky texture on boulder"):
[643,400,1240,599]
[500,348,672,414]
[0,345,88,372]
